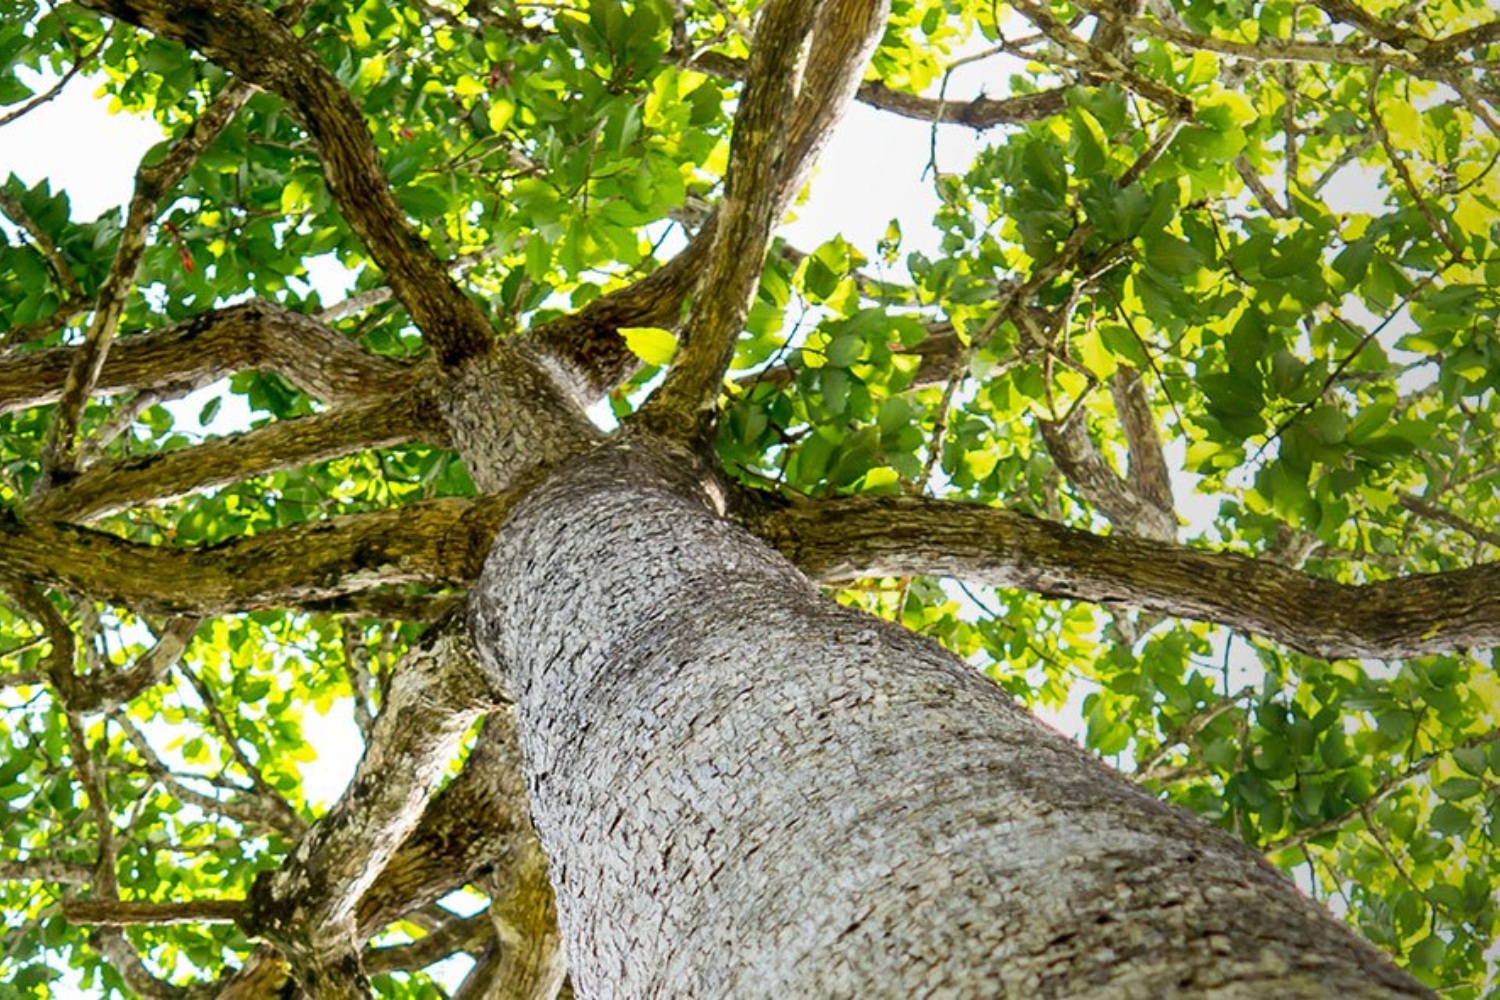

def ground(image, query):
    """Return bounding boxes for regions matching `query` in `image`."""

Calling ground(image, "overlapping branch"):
[244,615,493,996]
[8,478,1495,660]
[39,78,257,487]
[531,0,892,400]
[637,0,825,441]
[214,709,544,995]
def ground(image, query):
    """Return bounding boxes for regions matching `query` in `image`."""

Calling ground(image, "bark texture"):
[470,442,1428,999]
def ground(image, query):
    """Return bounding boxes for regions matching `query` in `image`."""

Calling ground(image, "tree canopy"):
[0,0,1498,995]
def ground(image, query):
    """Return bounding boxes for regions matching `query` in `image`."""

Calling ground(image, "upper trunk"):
[468,441,1428,999]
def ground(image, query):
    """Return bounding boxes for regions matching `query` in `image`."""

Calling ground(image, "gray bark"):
[470,441,1428,999]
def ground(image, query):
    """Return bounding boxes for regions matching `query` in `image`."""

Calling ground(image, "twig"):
[64,898,247,926]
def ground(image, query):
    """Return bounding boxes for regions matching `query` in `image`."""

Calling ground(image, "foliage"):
[1,0,1498,995]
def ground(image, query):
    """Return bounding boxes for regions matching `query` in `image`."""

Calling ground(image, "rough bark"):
[469,441,1427,998]
[0,494,515,615]
[744,493,1500,661]
[0,299,413,415]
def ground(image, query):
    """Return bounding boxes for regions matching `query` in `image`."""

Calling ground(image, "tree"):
[0,0,1497,993]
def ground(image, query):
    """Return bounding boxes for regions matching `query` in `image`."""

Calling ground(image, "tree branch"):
[0,189,83,301]
[64,898,247,926]
[1265,726,1500,854]
[40,77,256,487]
[852,81,1068,129]
[31,387,443,522]
[1399,492,1500,550]
[741,493,1500,660]
[0,858,93,886]
[60,616,200,714]
[0,299,414,416]
[354,712,532,935]
[76,0,495,369]
[529,0,890,402]
[0,493,516,616]
[219,709,539,997]
[1109,365,1175,520]
[637,0,824,441]
[245,615,493,994]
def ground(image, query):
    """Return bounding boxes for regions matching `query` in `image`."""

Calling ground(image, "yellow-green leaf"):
[621,326,679,366]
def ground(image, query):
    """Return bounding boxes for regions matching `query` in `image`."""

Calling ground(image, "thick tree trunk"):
[470,442,1428,999]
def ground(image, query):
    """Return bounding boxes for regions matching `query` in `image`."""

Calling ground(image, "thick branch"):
[743,494,1500,660]
[638,0,823,439]
[246,615,492,993]
[76,0,495,368]
[0,494,515,616]
[0,299,414,415]
[31,387,443,522]
[470,835,565,1000]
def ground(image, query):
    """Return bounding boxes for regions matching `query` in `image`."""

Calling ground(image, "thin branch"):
[62,616,200,714]
[1367,69,1463,260]
[363,913,493,975]
[179,662,303,834]
[114,714,305,836]
[1265,726,1500,853]
[1399,492,1500,550]
[0,189,83,300]
[64,898,247,926]
[31,387,443,522]
[1134,685,1254,780]
[0,858,94,885]
[0,36,105,129]
[1008,0,1194,116]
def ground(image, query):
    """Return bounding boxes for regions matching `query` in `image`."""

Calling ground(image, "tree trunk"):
[470,441,1428,999]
